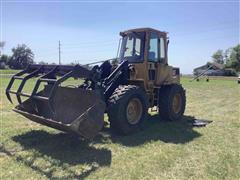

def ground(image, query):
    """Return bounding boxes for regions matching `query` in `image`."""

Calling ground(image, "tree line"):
[0,43,34,69]
[211,44,240,72]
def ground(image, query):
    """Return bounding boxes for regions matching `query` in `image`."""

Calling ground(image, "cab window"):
[160,37,165,59]
[148,33,159,62]
[119,32,145,63]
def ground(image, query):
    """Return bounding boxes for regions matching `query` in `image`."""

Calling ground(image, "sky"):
[0,0,239,74]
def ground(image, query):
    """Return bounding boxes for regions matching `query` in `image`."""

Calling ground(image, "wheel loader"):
[6,28,186,139]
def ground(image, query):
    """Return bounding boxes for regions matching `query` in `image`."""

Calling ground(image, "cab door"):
[147,32,159,83]
[147,32,169,86]
[155,35,170,85]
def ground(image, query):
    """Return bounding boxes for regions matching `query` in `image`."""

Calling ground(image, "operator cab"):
[119,28,175,88]
[119,27,168,64]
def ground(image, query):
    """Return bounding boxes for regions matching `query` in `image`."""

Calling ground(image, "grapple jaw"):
[6,64,106,139]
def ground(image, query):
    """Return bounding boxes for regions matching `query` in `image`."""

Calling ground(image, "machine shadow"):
[12,131,111,179]
[98,115,202,147]
[11,115,200,178]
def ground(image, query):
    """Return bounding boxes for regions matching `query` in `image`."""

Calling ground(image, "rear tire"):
[158,84,186,121]
[107,85,148,135]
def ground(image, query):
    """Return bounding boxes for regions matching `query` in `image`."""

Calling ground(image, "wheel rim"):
[172,93,182,114]
[126,98,143,125]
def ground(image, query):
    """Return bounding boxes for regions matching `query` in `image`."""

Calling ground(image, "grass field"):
[0,72,239,179]
[0,69,19,75]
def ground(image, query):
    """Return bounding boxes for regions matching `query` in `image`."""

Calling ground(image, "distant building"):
[193,62,235,76]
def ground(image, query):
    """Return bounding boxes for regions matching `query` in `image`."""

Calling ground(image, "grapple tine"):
[6,78,15,103]
[5,67,30,103]
[16,66,43,104]
[31,65,58,97]
[6,91,13,103]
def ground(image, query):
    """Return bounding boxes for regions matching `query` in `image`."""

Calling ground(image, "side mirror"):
[167,40,169,45]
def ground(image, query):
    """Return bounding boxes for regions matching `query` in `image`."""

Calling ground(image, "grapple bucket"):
[6,64,106,139]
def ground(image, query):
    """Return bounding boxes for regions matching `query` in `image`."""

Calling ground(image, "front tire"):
[107,85,148,135]
[158,84,186,121]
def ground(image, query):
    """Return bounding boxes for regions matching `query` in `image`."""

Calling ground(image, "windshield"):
[119,32,145,63]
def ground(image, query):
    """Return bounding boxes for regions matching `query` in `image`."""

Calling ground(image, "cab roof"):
[121,27,168,35]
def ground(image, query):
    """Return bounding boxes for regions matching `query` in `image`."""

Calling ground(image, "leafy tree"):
[0,54,9,64]
[69,62,77,66]
[0,61,7,69]
[223,48,232,63]
[226,44,240,72]
[212,49,224,64]
[0,41,5,56]
[38,61,48,65]
[0,54,9,69]
[9,44,34,69]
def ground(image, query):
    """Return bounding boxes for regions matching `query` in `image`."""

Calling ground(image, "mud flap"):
[14,86,106,139]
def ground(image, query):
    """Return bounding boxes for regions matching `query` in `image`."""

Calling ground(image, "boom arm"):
[103,60,129,99]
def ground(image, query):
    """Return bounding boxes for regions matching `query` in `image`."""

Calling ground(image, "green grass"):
[0,73,239,179]
[0,69,19,75]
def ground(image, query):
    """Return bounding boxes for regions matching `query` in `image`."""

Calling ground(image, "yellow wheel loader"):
[6,28,186,139]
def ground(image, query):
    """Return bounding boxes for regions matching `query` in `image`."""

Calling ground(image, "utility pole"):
[58,40,61,65]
